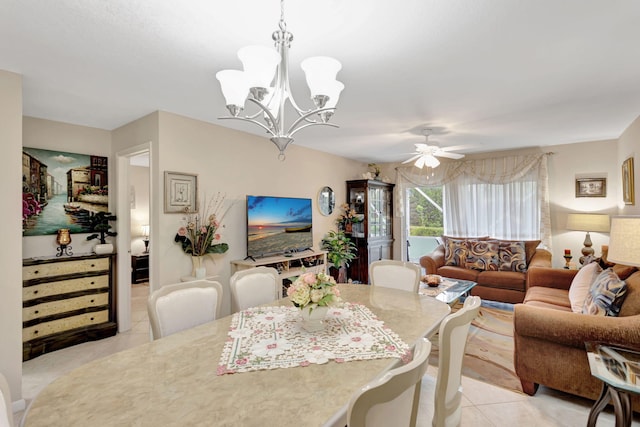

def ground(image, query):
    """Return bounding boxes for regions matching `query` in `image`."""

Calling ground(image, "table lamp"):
[142,225,150,253]
[607,216,640,267]
[566,213,610,264]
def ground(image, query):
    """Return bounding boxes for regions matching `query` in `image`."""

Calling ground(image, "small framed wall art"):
[622,157,635,205]
[575,177,606,198]
[164,171,198,213]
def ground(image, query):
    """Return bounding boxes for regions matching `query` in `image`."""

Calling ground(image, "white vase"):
[300,305,329,332]
[191,256,206,279]
[94,243,113,254]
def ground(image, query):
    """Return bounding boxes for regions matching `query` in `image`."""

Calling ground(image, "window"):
[406,186,443,263]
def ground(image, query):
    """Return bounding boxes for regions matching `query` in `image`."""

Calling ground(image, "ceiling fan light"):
[422,155,440,168]
[238,45,281,89]
[215,70,249,111]
[301,56,342,97]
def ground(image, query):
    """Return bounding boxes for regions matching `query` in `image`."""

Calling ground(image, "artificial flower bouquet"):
[287,271,342,310]
[174,193,229,255]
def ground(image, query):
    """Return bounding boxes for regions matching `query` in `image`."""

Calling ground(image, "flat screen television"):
[246,195,313,258]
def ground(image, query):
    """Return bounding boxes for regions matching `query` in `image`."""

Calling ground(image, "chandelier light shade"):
[607,216,640,267]
[216,0,343,160]
[566,213,610,264]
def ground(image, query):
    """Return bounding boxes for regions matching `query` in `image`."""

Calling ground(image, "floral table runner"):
[217,302,410,375]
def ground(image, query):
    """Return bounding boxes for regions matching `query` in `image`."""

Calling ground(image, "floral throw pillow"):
[582,268,628,316]
[465,240,500,271]
[444,238,468,267]
[498,241,527,272]
[568,261,602,313]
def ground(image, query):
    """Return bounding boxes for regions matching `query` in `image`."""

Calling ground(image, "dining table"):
[22,284,451,427]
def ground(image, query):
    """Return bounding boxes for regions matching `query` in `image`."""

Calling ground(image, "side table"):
[585,342,640,427]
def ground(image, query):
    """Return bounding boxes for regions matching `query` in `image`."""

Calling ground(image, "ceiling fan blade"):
[438,144,473,152]
[414,143,430,152]
[434,151,465,159]
[414,156,426,169]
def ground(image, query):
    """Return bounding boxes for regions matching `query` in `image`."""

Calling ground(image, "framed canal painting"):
[22,147,109,236]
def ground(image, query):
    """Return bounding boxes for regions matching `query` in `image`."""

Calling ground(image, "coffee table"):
[585,342,640,427]
[419,278,477,305]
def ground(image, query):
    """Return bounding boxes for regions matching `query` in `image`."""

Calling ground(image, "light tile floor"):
[17,284,640,426]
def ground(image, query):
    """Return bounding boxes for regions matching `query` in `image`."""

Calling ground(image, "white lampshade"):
[416,155,440,169]
[324,81,344,108]
[566,213,610,232]
[141,225,149,238]
[215,70,249,107]
[607,216,640,267]
[300,56,342,97]
[237,45,280,89]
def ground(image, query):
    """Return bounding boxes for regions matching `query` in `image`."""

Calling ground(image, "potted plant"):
[86,211,117,254]
[321,230,357,283]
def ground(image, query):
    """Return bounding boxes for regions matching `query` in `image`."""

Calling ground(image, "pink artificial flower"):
[302,272,316,284]
[214,233,221,240]
[200,226,207,233]
[177,227,187,236]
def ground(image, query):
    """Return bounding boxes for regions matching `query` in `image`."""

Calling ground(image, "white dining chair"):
[147,280,223,340]
[0,372,14,427]
[369,260,421,293]
[347,338,432,427]
[432,296,481,427]
[229,267,280,312]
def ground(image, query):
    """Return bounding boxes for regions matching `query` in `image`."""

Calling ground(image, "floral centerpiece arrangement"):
[287,271,341,311]
[174,193,230,256]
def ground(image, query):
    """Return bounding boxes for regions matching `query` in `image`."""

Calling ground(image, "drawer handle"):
[90,317,94,321]
[34,270,39,274]
[33,290,38,294]
[90,299,95,303]
[91,264,95,267]
[34,330,38,335]
[90,281,95,285]
[34,310,39,314]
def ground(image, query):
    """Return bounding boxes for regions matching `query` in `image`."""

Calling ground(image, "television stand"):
[231,250,327,297]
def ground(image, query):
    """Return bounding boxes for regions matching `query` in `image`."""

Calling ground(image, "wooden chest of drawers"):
[22,253,117,361]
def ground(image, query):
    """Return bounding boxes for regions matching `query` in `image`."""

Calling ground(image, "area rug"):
[428,300,523,394]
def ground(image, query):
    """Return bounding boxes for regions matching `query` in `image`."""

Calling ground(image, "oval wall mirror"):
[318,186,335,216]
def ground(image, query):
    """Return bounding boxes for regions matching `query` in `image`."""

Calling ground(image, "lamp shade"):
[300,56,342,97]
[237,45,280,89]
[607,216,640,267]
[215,70,249,107]
[566,213,610,232]
[323,81,344,108]
[141,225,149,238]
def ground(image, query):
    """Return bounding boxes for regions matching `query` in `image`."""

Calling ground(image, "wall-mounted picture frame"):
[164,171,197,213]
[22,147,110,236]
[575,177,606,198]
[622,157,635,205]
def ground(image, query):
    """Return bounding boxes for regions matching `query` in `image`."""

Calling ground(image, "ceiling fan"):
[402,129,465,169]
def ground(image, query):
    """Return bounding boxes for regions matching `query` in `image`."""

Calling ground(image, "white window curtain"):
[395,151,552,250]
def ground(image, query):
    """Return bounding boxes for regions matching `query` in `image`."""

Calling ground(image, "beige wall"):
[155,111,365,314]
[618,115,640,215]
[547,139,620,268]
[0,70,24,406]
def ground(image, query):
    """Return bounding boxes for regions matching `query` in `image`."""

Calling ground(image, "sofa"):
[514,263,640,411]
[419,237,552,303]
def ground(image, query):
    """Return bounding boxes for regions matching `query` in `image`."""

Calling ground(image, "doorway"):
[116,143,151,333]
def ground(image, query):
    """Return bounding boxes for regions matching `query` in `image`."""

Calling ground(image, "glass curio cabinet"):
[345,179,394,283]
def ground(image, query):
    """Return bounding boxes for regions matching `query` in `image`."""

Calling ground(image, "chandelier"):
[216,0,344,160]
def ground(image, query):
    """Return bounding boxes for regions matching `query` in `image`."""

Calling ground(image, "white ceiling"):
[2,0,640,163]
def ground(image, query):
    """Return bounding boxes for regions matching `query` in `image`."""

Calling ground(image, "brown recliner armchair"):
[514,264,640,411]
